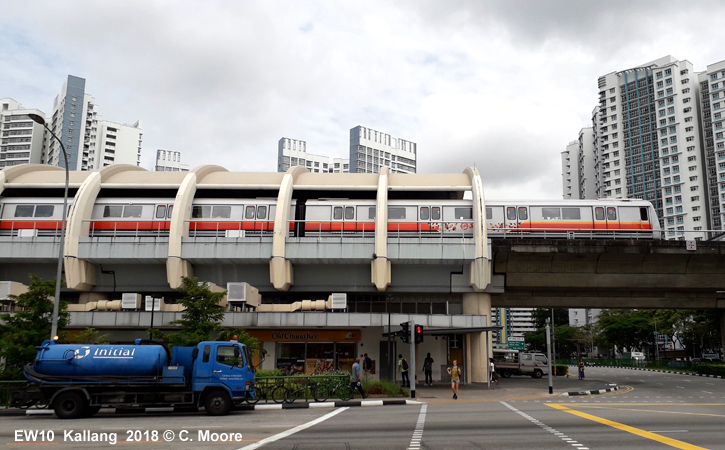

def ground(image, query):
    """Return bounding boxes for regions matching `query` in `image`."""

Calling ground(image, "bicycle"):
[282,378,312,403]
[312,378,352,402]
[247,379,286,404]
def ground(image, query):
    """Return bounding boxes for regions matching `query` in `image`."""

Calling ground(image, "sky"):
[2,0,724,199]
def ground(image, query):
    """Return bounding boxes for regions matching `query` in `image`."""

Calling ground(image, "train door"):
[332,205,355,233]
[504,205,529,232]
[419,205,441,233]
[154,204,173,231]
[294,200,306,237]
[593,205,620,231]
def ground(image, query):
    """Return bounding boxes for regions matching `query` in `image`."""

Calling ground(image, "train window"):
[562,208,581,220]
[103,205,123,218]
[368,207,376,220]
[542,207,560,219]
[167,206,173,218]
[34,205,54,217]
[486,208,492,220]
[454,207,472,220]
[432,207,440,220]
[420,207,430,221]
[595,207,605,220]
[640,207,649,220]
[518,207,528,220]
[14,205,34,217]
[156,205,167,219]
[607,207,617,220]
[245,206,256,219]
[388,207,406,220]
[192,205,210,219]
[345,207,354,220]
[333,206,343,220]
[123,206,143,218]
[506,207,516,220]
[212,206,231,219]
[257,206,267,220]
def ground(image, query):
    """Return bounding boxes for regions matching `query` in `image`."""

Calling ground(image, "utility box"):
[226,282,261,307]
[121,293,143,310]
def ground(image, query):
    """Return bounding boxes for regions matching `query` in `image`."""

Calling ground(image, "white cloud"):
[1,0,724,199]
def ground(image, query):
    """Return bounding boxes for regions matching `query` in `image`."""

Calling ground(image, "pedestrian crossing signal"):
[415,325,424,344]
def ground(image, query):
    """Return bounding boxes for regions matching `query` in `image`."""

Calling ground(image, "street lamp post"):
[28,113,68,341]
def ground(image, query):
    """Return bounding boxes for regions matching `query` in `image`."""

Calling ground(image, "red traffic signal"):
[414,325,424,344]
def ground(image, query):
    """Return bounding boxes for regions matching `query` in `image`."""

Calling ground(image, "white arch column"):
[371,168,391,291]
[463,167,493,383]
[270,166,307,291]
[167,165,227,288]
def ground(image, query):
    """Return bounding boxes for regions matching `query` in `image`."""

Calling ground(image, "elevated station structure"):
[0,164,494,383]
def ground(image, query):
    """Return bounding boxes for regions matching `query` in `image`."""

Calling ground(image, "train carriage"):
[0,198,69,237]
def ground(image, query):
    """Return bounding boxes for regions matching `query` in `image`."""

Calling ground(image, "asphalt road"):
[1,366,724,449]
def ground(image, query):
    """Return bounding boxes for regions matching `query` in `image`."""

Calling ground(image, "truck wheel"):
[54,392,86,420]
[532,370,543,379]
[501,370,512,378]
[204,390,232,416]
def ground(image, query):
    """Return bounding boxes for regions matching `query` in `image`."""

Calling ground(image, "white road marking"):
[407,403,427,450]
[237,407,348,450]
[502,402,589,450]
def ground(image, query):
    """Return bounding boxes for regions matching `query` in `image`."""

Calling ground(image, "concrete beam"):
[270,166,307,291]
[372,168,391,291]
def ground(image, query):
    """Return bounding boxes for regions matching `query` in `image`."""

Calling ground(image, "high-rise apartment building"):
[155,149,189,172]
[277,138,349,173]
[43,75,142,171]
[568,56,714,239]
[349,126,416,174]
[562,127,596,199]
[698,60,725,232]
[0,98,45,168]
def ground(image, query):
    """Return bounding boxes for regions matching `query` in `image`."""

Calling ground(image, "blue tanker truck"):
[11,339,256,419]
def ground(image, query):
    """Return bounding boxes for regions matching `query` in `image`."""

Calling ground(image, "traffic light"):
[400,322,410,343]
[415,325,424,344]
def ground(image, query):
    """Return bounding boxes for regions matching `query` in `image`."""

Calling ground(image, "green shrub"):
[553,364,568,376]
[691,362,725,377]
[362,379,408,397]
[256,368,284,378]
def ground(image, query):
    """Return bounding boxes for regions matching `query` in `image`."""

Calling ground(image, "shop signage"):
[249,329,361,342]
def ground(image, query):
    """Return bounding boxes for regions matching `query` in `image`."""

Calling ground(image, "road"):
[1,367,724,449]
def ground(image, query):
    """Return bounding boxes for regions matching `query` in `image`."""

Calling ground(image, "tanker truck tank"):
[28,339,169,381]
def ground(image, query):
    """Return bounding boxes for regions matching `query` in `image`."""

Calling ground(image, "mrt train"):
[0,196,661,239]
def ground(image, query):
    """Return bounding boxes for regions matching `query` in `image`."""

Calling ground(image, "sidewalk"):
[0,376,617,416]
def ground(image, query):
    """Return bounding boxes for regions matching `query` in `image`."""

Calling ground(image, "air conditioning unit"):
[145,296,161,311]
[330,293,347,310]
[227,282,260,307]
[121,293,142,310]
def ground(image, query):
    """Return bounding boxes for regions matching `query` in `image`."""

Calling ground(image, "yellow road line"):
[547,403,707,450]
[568,404,725,418]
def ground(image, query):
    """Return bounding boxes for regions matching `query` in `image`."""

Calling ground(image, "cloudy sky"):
[2,1,723,199]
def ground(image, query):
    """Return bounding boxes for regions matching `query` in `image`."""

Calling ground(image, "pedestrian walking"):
[398,354,410,387]
[351,358,366,398]
[447,360,461,399]
[578,358,585,380]
[489,358,499,385]
[363,353,372,381]
[423,353,434,386]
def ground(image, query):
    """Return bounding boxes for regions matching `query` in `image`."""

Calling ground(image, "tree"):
[218,328,260,354]
[60,328,110,344]
[531,308,569,329]
[151,276,226,347]
[0,275,69,379]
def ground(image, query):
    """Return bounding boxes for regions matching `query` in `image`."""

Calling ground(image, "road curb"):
[236,399,418,411]
[561,385,619,396]
[586,365,725,379]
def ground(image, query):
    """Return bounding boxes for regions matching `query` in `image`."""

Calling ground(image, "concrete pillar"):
[720,310,725,358]
[462,292,492,383]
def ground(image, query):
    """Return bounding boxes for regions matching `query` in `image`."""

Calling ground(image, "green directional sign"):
[507,337,525,350]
